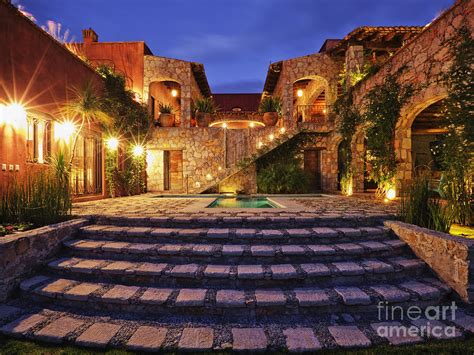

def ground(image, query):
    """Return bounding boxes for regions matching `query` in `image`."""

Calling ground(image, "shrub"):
[398,173,452,233]
[257,162,310,194]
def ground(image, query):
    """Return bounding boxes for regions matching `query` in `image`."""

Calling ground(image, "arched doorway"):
[292,76,329,125]
[410,99,446,181]
[148,80,181,127]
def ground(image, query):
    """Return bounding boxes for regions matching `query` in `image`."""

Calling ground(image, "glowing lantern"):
[171,89,178,97]
[54,120,76,141]
[222,122,227,129]
[269,134,274,141]
[206,173,213,181]
[280,127,286,134]
[106,137,119,151]
[386,187,396,200]
[132,144,145,157]
[297,89,303,97]
[249,122,255,128]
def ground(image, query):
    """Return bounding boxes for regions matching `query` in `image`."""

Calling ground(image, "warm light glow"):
[386,188,396,200]
[206,173,213,181]
[258,141,263,148]
[297,89,303,97]
[132,144,145,157]
[279,127,286,134]
[249,122,255,128]
[106,137,119,151]
[171,89,178,97]
[7,103,27,123]
[218,166,222,171]
[269,134,274,141]
[54,120,76,141]
[0,104,6,124]
[222,122,227,129]
[322,108,327,114]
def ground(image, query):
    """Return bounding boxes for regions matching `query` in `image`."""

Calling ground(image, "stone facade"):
[144,56,204,128]
[350,0,473,191]
[0,219,89,301]
[386,220,474,303]
[219,164,257,194]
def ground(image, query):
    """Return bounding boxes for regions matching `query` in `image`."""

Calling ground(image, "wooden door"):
[164,150,183,191]
[304,149,322,192]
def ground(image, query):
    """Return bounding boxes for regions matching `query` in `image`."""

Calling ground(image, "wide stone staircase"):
[1,216,471,351]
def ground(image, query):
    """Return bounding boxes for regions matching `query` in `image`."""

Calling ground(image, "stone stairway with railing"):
[197,126,302,193]
[1,215,471,352]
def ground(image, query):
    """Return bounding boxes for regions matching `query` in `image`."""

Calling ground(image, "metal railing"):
[295,104,331,124]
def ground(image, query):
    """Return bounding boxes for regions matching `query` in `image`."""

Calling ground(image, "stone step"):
[46,256,428,288]
[3,305,469,351]
[64,238,408,264]
[19,276,450,317]
[78,225,392,244]
[92,214,394,229]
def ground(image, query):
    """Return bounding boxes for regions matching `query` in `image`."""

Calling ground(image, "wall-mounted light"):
[7,103,27,123]
[297,89,303,97]
[54,120,76,141]
[171,89,178,97]
[132,144,145,158]
[218,166,222,171]
[258,141,263,148]
[206,173,213,181]
[249,122,255,128]
[106,137,119,151]
[222,122,227,129]
[269,134,274,141]
[386,187,396,200]
[280,127,286,134]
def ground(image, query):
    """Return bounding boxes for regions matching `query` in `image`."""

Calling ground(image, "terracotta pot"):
[196,112,212,127]
[159,113,175,127]
[263,112,279,126]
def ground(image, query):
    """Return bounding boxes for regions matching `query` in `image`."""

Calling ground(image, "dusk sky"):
[21,0,453,93]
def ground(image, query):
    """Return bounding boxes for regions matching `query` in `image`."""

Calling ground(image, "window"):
[27,119,51,163]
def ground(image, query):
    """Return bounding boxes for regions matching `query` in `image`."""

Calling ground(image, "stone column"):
[345,45,364,91]
[180,84,191,128]
[281,81,294,128]
[351,131,365,193]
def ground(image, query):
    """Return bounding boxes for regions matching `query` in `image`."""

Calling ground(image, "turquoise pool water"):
[207,197,278,208]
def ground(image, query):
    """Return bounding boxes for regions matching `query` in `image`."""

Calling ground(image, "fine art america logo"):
[376,301,458,338]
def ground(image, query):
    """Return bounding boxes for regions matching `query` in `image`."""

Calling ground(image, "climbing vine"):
[438,26,473,225]
[362,72,414,196]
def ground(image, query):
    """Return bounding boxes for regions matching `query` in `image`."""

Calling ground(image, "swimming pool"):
[207,196,279,208]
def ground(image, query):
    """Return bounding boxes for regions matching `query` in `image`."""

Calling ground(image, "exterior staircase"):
[1,215,469,351]
[197,127,302,193]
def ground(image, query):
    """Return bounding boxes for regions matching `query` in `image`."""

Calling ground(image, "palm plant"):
[194,97,217,114]
[61,81,111,166]
[259,96,282,114]
[158,102,174,114]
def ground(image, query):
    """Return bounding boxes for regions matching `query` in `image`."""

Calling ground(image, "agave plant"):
[61,81,112,166]
[194,97,217,114]
[158,102,174,114]
[259,96,282,114]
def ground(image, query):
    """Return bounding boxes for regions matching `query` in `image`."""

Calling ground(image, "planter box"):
[385,220,474,303]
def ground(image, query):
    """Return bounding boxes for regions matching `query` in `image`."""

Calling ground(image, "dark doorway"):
[337,140,350,190]
[304,149,322,192]
[163,150,183,191]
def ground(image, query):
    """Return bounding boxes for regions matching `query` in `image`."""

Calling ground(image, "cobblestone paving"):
[72,193,398,217]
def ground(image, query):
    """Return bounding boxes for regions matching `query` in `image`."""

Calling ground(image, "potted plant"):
[194,97,217,127]
[259,96,282,126]
[158,103,175,127]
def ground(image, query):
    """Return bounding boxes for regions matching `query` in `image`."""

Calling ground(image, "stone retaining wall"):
[385,220,474,303]
[0,218,89,301]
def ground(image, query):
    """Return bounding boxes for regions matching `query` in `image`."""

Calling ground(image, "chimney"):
[82,28,98,44]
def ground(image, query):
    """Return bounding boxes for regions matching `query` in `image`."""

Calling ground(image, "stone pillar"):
[351,131,365,193]
[181,84,191,128]
[345,45,364,91]
[395,125,412,191]
[281,81,294,128]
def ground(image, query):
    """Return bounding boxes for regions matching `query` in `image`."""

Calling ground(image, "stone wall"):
[350,0,473,191]
[385,220,474,303]
[219,164,257,194]
[0,218,89,301]
[146,128,225,193]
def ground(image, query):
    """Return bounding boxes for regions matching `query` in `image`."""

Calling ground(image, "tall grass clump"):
[398,173,452,233]
[0,152,72,227]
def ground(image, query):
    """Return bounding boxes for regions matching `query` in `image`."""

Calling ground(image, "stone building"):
[73,0,472,195]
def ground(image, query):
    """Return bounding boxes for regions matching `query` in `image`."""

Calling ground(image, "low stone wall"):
[0,218,89,301]
[385,220,474,303]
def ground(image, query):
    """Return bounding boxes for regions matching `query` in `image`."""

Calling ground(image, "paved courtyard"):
[72,193,398,218]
